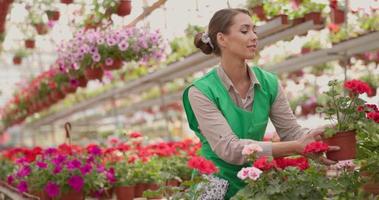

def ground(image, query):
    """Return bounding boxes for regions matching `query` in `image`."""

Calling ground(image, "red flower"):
[303,141,329,154]
[274,157,309,170]
[367,112,379,123]
[130,132,142,138]
[253,156,276,171]
[366,104,379,113]
[328,23,340,33]
[187,156,218,175]
[344,79,373,96]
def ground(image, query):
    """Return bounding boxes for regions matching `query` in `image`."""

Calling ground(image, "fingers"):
[319,156,338,166]
[327,146,340,152]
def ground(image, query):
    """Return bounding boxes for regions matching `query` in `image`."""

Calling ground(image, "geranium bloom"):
[68,175,84,192]
[187,156,218,175]
[87,144,102,156]
[303,141,329,154]
[367,111,379,123]
[237,167,262,181]
[275,157,309,170]
[237,167,250,180]
[17,181,28,193]
[253,156,276,171]
[130,132,142,138]
[344,79,373,96]
[241,144,263,156]
[45,182,60,198]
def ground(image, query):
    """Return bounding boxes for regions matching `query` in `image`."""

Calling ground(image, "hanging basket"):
[117,0,132,16]
[84,67,104,80]
[331,8,345,24]
[323,130,357,161]
[102,59,123,71]
[25,39,35,49]
[60,0,73,4]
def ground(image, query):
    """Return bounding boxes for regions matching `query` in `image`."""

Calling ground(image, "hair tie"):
[201,32,214,50]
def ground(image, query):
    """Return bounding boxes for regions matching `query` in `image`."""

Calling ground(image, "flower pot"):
[166,179,180,187]
[304,12,323,25]
[62,84,77,94]
[292,17,305,26]
[145,183,161,199]
[13,56,22,65]
[90,188,114,199]
[25,39,35,49]
[32,190,51,200]
[77,76,88,88]
[51,90,65,101]
[117,0,132,16]
[250,5,266,21]
[301,47,311,54]
[34,23,49,35]
[363,183,379,195]
[300,98,317,116]
[60,0,73,4]
[115,186,134,200]
[323,130,356,161]
[46,10,60,21]
[84,67,104,80]
[60,190,84,200]
[103,59,123,71]
[134,183,148,197]
[331,8,345,24]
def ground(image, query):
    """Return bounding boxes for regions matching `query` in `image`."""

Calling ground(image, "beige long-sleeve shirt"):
[188,66,310,165]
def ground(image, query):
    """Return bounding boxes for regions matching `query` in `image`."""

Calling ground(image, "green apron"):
[182,66,278,199]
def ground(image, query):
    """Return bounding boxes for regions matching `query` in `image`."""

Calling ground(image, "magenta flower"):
[80,164,93,175]
[37,161,48,169]
[52,155,66,166]
[92,54,101,62]
[45,182,60,198]
[17,181,28,193]
[106,168,116,183]
[66,159,81,170]
[105,58,114,66]
[7,175,14,185]
[118,42,129,51]
[68,175,84,192]
[87,145,102,156]
[96,165,105,173]
[44,147,58,155]
[17,165,31,177]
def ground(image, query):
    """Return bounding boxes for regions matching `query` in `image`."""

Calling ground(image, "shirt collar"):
[217,64,261,91]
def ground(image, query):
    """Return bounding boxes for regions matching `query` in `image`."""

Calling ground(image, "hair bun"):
[194,32,213,55]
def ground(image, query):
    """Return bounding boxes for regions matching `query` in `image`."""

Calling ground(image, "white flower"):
[242,144,263,156]
[237,167,250,180]
[247,167,262,180]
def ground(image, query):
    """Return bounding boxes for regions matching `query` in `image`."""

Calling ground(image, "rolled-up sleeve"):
[269,83,311,141]
[188,87,272,165]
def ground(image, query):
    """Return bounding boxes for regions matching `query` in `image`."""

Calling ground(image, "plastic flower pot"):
[304,12,323,25]
[62,84,77,94]
[331,8,345,24]
[363,183,379,195]
[46,10,60,21]
[25,39,35,49]
[102,59,123,71]
[166,179,180,187]
[250,5,266,21]
[60,190,84,200]
[301,47,311,54]
[292,17,305,26]
[60,0,73,4]
[84,67,104,80]
[31,190,50,200]
[77,76,88,88]
[270,14,288,24]
[323,130,356,161]
[115,186,134,200]
[134,183,148,197]
[117,0,132,16]
[34,23,48,35]
[51,90,65,101]
[90,188,114,199]
[13,56,22,65]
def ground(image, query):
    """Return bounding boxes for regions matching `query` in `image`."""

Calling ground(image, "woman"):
[182,8,339,199]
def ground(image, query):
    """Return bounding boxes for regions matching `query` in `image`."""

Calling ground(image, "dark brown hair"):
[194,8,251,56]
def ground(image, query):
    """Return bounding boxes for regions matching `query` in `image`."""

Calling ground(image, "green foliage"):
[0,158,15,181]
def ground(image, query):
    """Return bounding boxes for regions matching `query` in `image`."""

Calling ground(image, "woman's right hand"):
[295,129,340,165]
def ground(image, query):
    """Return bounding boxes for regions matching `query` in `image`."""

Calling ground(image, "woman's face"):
[217,13,258,60]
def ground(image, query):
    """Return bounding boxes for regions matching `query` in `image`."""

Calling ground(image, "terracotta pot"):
[60,0,73,4]
[102,59,123,71]
[250,5,266,21]
[145,183,161,199]
[304,12,323,25]
[331,8,345,24]
[90,188,114,199]
[62,84,77,94]
[323,131,356,161]
[301,47,311,54]
[32,190,51,200]
[134,183,148,197]
[60,190,84,200]
[292,17,305,26]
[115,186,134,200]
[77,76,88,88]
[25,39,35,49]
[46,10,60,21]
[84,67,104,80]
[117,0,132,16]
[34,23,48,35]
[271,14,288,24]
[363,183,379,195]
[166,179,180,187]
[13,56,22,65]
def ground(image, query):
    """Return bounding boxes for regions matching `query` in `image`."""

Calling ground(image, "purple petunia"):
[80,164,93,175]
[52,155,66,166]
[105,58,114,66]
[17,165,31,177]
[68,175,84,192]
[17,181,28,193]
[37,161,48,169]
[53,165,62,174]
[44,181,60,198]
[7,175,14,185]
[118,42,129,51]
[92,53,101,62]
[66,159,81,171]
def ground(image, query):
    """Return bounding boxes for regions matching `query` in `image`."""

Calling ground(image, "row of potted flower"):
[0,132,200,200]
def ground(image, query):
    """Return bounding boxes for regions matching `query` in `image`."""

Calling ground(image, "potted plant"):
[116,0,132,16]
[317,79,373,161]
[358,12,379,32]
[46,10,60,21]
[301,37,322,54]
[303,1,326,25]
[329,0,345,24]
[13,49,28,65]
[359,73,378,97]
[60,0,73,4]
[24,37,35,49]
[246,0,266,21]
[114,160,136,200]
[310,63,333,77]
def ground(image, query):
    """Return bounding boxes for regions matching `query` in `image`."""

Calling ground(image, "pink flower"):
[45,182,60,198]
[17,165,31,177]
[17,181,28,193]
[105,58,114,66]
[7,175,14,185]
[37,161,48,169]
[66,159,81,170]
[237,167,250,180]
[248,167,262,180]
[80,164,93,175]
[92,54,101,62]
[242,144,263,156]
[130,132,142,138]
[118,42,129,51]
[53,165,62,174]
[68,175,84,192]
